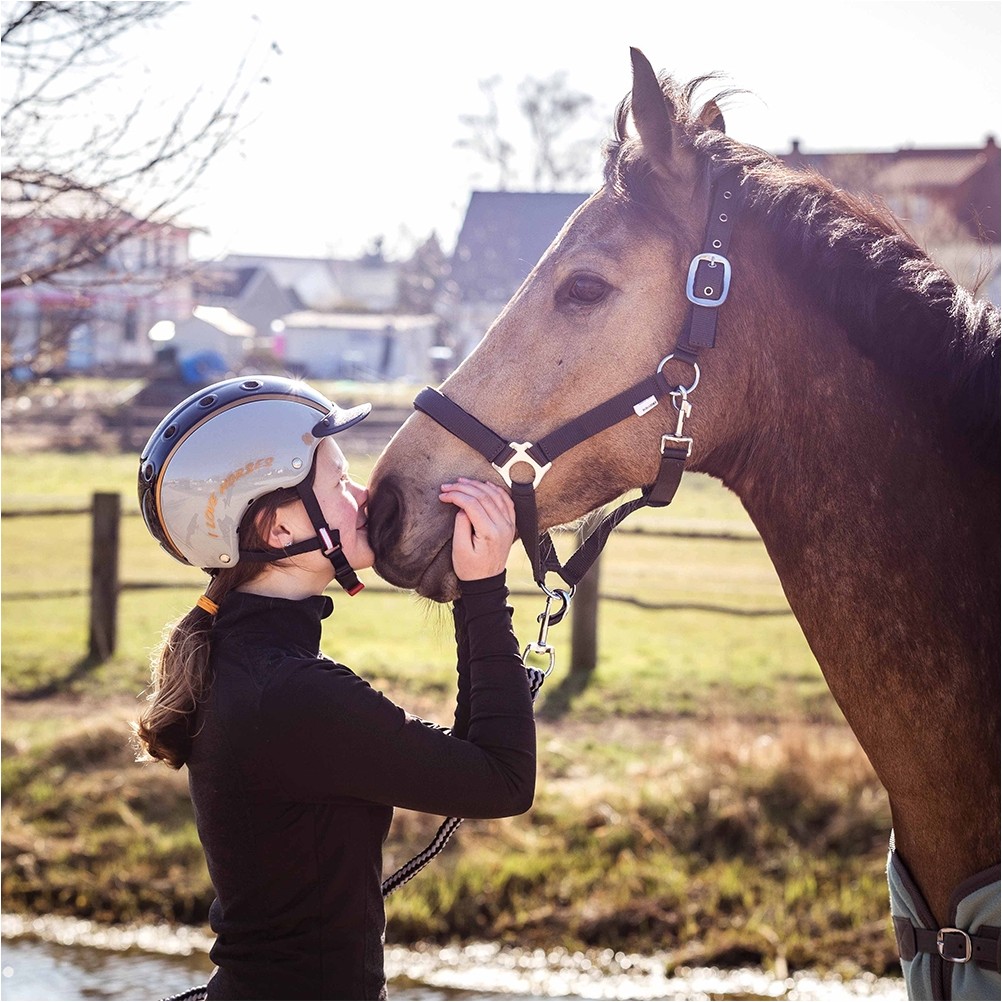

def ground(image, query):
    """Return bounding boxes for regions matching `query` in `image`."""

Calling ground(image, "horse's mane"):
[604,75,1001,465]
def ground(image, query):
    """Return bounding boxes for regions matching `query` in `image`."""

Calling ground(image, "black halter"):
[416,167,743,599]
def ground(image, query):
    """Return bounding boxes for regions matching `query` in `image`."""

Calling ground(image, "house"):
[443,142,1000,354]
[192,263,300,339]
[204,249,400,321]
[1,174,196,378]
[168,306,256,373]
[445,190,591,356]
[276,311,440,382]
[779,137,1000,302]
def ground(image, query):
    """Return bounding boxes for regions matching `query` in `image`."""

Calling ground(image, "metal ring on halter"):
[537,586,573,628]
[657,353,700,395]
[493,441,552,489]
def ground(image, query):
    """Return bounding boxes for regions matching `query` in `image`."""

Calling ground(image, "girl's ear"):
[260,504,299,551]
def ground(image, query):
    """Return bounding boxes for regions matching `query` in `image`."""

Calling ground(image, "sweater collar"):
[212,590,334,654]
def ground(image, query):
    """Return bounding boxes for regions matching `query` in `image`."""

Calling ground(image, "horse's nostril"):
[367,479,404,561]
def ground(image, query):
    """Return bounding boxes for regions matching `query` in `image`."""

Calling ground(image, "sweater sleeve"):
[258,572,535,819]
[450,599,471,740]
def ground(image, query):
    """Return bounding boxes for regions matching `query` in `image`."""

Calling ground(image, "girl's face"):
[267,437,374,581]
[309,437,375,572]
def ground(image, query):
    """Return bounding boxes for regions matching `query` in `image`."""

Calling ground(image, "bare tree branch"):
[1,1,266,290]
[455,76,516,190]
[518,72,597,189]
[456,71,603,192]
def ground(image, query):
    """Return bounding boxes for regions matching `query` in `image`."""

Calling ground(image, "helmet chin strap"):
[237,483,365,596]
[293,481,365,595]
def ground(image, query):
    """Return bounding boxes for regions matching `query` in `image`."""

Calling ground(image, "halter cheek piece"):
[415,166,743,601]
[237,480,365,596]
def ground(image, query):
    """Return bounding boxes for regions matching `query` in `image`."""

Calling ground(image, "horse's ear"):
[629,47,676,166]
[697,99,726,134]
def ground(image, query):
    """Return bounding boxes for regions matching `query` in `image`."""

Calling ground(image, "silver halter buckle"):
[686,252,732,307]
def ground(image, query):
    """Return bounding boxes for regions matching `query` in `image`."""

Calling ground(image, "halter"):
[416,167,743,613]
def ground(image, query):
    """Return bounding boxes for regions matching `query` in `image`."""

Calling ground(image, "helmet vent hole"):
[163,424,178,440]
[142,462,155,482]
[198,394,217,408]
[241,379,263,391]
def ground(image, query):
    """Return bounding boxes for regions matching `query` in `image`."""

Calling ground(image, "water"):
[2,914,907,1001]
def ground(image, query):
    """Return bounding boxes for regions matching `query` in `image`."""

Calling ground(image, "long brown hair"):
[132,485,301,769]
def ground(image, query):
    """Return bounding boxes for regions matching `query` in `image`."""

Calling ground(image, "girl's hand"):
[439,478,517,581]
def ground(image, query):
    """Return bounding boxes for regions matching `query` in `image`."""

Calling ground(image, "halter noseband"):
[416,166,743,602]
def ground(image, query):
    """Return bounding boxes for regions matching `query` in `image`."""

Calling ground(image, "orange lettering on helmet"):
[211,457,277,530]
[205,492,218,530]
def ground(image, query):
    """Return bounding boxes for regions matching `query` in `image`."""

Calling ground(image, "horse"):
[366,48,1000,999]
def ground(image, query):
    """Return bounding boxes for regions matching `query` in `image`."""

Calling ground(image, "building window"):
[124,305,138,343]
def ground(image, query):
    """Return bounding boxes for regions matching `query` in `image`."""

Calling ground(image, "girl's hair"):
[132,484,303,769]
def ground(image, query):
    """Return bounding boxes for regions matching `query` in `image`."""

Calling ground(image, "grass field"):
[0,447,898,977]
[1,449,830,719]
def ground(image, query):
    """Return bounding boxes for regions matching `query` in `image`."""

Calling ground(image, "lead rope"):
[381,586,568,897]
[381,661,549,897]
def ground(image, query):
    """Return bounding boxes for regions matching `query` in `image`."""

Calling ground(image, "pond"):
[1,913,907,1001]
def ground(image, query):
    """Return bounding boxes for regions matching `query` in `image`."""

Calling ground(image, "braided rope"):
[381,665,547,898]
[162,987,208,1000]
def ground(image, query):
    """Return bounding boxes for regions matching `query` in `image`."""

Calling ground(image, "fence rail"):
[1,494,789,669]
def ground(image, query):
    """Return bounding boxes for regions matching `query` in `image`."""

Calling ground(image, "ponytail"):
[132,484,302,769]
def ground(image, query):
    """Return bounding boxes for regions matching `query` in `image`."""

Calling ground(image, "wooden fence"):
[2,493,779,673]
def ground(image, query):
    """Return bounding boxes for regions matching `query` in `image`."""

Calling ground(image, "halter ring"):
[493,441,552,488]
[657,354,701,395]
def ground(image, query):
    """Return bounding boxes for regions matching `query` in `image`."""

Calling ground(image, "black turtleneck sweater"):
[185,572,533,1001]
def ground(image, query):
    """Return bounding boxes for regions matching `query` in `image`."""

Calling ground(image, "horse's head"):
[369,49,762,600]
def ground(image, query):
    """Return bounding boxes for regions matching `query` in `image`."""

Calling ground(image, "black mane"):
[604,76,1001,465]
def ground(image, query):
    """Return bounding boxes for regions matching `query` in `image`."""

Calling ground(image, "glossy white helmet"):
[138,375,370,586]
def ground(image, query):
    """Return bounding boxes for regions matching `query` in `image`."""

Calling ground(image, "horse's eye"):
[563,274,609,306]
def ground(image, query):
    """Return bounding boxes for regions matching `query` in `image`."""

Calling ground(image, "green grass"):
[2,448,897,975]
[1,450,830,719]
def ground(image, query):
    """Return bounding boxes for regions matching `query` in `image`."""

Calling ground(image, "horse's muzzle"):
[367,474,458,599]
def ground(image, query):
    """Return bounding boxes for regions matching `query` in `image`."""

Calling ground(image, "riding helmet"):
[138,375,370,569]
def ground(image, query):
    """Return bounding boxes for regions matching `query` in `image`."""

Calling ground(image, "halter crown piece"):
[415,167,743,601]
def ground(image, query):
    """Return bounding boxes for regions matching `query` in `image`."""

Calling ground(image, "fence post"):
[88,492,120,661]
[569,551,601,679]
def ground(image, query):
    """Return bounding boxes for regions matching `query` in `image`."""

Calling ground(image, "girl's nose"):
[351,481,368,505]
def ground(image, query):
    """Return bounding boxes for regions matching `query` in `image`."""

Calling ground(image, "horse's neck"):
[714,313,999,920]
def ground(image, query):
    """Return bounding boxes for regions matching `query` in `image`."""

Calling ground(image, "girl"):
[134,375,534,1000]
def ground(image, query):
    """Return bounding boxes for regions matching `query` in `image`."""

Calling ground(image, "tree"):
[1,1,263,291]
[455,76,516,191]
[397,232,448,315]
[518,72,598,189]
[456,71,603,191]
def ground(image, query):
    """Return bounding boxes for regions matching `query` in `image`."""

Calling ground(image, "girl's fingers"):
[440,483,514,539]
[440,478,514,522]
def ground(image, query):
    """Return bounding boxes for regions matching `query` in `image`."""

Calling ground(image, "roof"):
[280,311,436,332]
[873,152,989,190]
[778,138,1000,240]
[191,306,255,337]
[449,190,590,303]
[1,170,196,233]
[192,265,261,299]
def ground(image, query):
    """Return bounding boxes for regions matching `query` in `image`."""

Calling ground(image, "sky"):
[53,0,1002,261]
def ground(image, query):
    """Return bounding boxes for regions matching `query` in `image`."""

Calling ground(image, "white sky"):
[94,0,1002,260]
